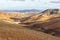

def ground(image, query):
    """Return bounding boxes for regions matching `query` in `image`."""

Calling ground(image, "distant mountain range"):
[3,9,41,12]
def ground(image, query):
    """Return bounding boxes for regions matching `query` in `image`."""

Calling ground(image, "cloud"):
[12,0,25,1]
[0,0,60,10]
[50,0,60,3]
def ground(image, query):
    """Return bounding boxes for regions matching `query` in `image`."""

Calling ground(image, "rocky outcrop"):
[42,9,60,15]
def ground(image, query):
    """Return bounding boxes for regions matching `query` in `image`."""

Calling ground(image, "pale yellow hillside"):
[0,11,33,24]
[23,13,60,23]
[0,11,32,19]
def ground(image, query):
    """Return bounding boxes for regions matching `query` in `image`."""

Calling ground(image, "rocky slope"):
[18,9,60,37]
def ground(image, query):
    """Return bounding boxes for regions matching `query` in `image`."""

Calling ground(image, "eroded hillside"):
[20,9,60,23]
[0,11,35,24]
[0,9,60,40]
[17,9,60,37]
[0,21,60,40]
[0,11,33,19]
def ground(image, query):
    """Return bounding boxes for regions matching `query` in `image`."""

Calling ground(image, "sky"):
[0,0,60,10]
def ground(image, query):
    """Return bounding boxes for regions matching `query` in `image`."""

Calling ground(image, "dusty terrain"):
[0,9,60,40]
[16,9,60,37]
[0,11,34,19]
[0,21,60,40]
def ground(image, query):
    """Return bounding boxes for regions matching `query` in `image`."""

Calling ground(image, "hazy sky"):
[0,0,60,10]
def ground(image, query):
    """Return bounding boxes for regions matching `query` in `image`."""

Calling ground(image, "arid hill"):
[21,9,60,23]
[0,9,60,40]
[0,11,34,19]
[0,11,36,24]
[0,21,60,40]
[17,9,60,37]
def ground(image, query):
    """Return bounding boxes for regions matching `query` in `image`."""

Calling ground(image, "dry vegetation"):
[0,21,60,40]
[0,11,33,19]
[0,9,60,40]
